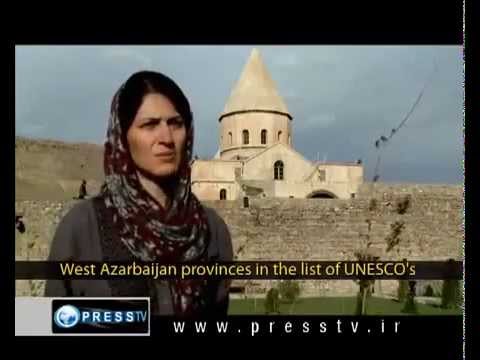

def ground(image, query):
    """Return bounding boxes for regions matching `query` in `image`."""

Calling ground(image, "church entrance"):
[307,190,337,199]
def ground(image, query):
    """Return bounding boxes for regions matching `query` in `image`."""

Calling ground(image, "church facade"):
[191,49,363,201]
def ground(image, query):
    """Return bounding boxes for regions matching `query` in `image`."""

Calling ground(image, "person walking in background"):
[78,179,87,199]
[16,215,26,234]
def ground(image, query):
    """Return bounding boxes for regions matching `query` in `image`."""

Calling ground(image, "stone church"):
[191,48,363,201]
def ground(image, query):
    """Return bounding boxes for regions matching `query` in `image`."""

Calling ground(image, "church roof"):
[244,142,310,167]
[220,48,291,120]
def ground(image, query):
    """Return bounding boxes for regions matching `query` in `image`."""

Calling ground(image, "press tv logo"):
[51,298,150,334]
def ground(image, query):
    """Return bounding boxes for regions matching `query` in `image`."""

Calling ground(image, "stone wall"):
[15,200,77,296]
[15,183,463,297]
[203,182,462,297]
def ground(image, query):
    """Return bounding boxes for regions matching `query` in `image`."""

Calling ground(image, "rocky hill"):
[15,137,105,200]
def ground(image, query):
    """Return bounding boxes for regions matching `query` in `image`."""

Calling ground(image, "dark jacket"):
[44,197,233,316]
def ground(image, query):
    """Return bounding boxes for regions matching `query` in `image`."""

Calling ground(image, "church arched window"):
[228,132,232,145]
[243,130,249,145]
[277,131,282,142]
[274,160,284,180]
[261,129,267,144]
[220,189,227,200]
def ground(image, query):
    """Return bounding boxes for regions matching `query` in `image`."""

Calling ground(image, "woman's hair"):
[117,71,192,135]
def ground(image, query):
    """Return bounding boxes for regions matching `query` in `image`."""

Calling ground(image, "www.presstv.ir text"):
[172,319,401,336]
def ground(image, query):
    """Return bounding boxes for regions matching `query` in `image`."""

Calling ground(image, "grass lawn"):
[228,297,462,315]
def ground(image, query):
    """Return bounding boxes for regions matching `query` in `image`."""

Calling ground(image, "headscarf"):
[100,78,210,316]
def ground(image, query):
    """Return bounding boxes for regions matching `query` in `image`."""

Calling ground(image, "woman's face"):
[126,93,187,178]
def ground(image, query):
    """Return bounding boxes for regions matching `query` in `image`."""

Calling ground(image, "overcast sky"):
[15,45,463,184]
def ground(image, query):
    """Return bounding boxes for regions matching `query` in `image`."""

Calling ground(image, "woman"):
[45,71,233,317]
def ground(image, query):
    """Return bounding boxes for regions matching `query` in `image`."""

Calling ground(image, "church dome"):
[220,48,292,121]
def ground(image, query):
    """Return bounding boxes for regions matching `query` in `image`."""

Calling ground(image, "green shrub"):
[278,280,301,303]
[265,288,280,314]
[441,279,460,309]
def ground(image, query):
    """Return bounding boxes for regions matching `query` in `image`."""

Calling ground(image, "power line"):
[372,60,438,183]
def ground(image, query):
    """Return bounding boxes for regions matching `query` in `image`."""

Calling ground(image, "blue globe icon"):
[54,305,81,328]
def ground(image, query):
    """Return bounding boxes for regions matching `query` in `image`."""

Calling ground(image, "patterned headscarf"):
[100,79,210,316]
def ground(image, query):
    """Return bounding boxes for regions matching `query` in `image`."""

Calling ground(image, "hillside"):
[15,137,105,200]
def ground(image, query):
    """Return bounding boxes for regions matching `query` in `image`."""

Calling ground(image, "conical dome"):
[220,48,291,120]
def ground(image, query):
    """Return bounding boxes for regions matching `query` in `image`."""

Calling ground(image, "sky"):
[15,45,463,184]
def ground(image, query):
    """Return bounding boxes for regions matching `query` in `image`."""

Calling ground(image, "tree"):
[355,193,409,315]
[354,249,377,315]
[401,281,418,314]
[397,280,409,302]
[441,259,461,309]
